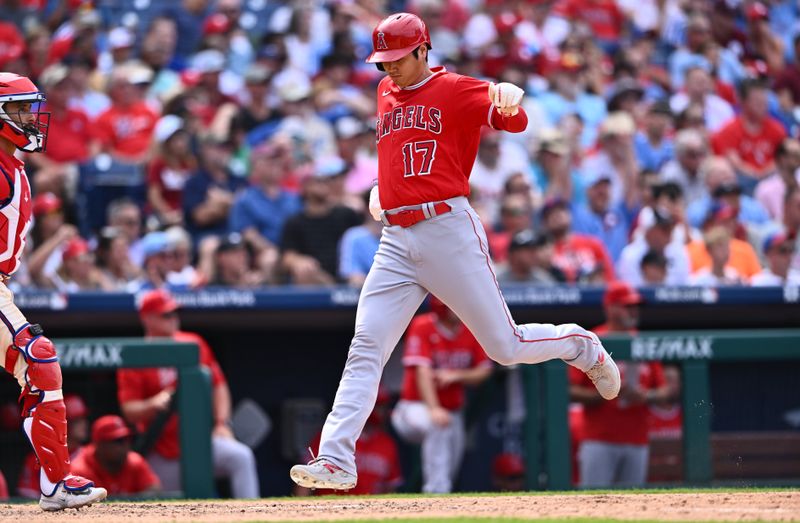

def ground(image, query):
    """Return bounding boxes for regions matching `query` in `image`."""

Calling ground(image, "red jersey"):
[569,356,665,445]
[552,234,615,283]
[711,116,787,176]
[648,404,683,439]
[70,444,160,496]
[556,0,625,41]
[375,67,527,210]
[307,428,402,495]
[116,331,227,459]
[0,149,33,277]
[93,102,159,159]
[146,157,192,211]
[43,106,91,163]
[400,313,492,411]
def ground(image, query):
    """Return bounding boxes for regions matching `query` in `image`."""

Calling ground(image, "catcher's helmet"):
[0,72,49,153]
[366,12,431,64]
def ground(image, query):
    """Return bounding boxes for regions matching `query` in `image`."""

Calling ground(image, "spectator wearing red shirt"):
[711,79,787,188]
[25,64,91,197]
[391,299,493,493]
[17,394,90,499]
[296,389,402,496]
[117,290,259,498]
[569,282,669,488]
[92,64,159,162]
[147,115,196,227]
[556,0,625,52]
[70,415,160,498]
[541,198,615,284]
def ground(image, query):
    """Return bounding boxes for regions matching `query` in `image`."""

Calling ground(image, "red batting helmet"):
[366,12,431,64]
[0,72,49,152]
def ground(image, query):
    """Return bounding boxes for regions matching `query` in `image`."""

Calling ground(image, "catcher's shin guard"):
[24,399,70,485]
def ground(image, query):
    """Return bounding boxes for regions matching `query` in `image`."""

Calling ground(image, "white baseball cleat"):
[585,348,621,400]
[290,458,357,490]
[39,476,108,511]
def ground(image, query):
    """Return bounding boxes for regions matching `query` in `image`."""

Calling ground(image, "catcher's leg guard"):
[14,324,70,488]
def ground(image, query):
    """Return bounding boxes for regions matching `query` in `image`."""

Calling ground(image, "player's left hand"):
[488,82,525,117]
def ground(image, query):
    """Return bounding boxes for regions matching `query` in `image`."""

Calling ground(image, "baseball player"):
[290,13,621,490]
[391,298,492,493]
[0,72,107,510]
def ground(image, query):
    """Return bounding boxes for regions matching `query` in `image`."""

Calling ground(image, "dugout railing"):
[56,338,213,498]
[523,329,800,490]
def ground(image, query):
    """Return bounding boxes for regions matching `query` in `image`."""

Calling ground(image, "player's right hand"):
[488,82,525,116]
[430,406,451,427]
[368,184,382,221]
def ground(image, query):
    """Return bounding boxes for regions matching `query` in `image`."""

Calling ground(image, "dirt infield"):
[0,491,798,523]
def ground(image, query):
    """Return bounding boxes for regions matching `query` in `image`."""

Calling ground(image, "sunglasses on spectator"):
[160,311,178,319]
[502,207,527,216]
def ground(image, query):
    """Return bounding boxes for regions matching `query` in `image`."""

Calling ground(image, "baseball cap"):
[335,116,367,140]
[649,99,673,117]
[747,2,769,21]
[32,192,62,217]
[217,232,245,253]
[108,27,134,50]
[763,232,794,253]
[606,78,644,110]
[203,13,232,35]
[142,231,170,258]
[62,238,90,261]
[540,197,569,219]
[154,115,184,144]
[138,288,180,315]
[600,112,636,137]
[273,69,312,102]
[38,64,70,88]
[603,281,643,307]
[314,156,348,178]
[244,64,271,85]
[91,415,132,443]
[191,49,226,74]
[64,394,89,420]
[492,453,525,477]
[509,229,546,252]
[537,128,568,156]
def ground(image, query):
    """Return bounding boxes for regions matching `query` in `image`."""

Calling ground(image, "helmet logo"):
[376,32,388,50]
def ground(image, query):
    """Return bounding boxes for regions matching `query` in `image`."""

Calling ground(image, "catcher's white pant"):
[319,197,603,475]
[391,400,465,493]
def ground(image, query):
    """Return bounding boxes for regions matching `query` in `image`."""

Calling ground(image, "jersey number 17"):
[402,140,438,177]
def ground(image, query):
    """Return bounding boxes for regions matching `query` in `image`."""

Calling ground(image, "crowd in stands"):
[2,0,800,291]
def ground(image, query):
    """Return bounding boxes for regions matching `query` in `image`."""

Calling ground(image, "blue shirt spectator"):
[571,173,637,262]
[338,223,381,287]
[230,188,301,246]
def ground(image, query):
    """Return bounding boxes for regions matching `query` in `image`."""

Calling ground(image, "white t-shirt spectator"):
[670,92,734,133]
[750,268,800,286]
[470,141,534,221]
[689,266,745,286]
[616,239,691,286]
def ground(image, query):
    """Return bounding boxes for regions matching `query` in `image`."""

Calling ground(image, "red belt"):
[382,202,452,228]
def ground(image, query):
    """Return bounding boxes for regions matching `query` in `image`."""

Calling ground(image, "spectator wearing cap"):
[569,281,669,488]
[280,164,362,285]
[27,64,91,197]
[634,100,674,173]
[744,2,784,74]
[531,127,586,206]
[605,79,645,117]
[107,198,145,267]
[487,193,534,264]
[200,9,254,78]
[183,136,248,245]
[711,79,787,189]
[617,209,691,286]
[689,226,745,286]
[751,233,800,285]
[95,226,141,291]
[660,129,709,206]
[572,170,637,263]
[335,116,379,196]
[634,182,699,248]
[669,14,745,90]
[138,15,182,102]
[541,198,615,284]
[339,190,383,288]
[127,231,172,293]
[314,53,375,122]
[27,193,79,288]
[235,64,278,134]
[687,156,771,229]
[146,116,196,228]
[70,415,161,498]
[97,26,136,77]
[640,249,668,285]
[497,229,566,285]
[491,452,525,492]
[470,128,535,223]
[686,202,762,280]
[580,112,640,209]
[755,138,800,222]
[48,237,112,292]
[557,0,625,53]
[229,141,302,247]
[273,68,337,158]
[92,63,159,162]
[201,232,267,287]
[68,56,111,120]
[17,394,90,499]
[538,52,607,150]
[119,289,259,497]
[670,66,735,134]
